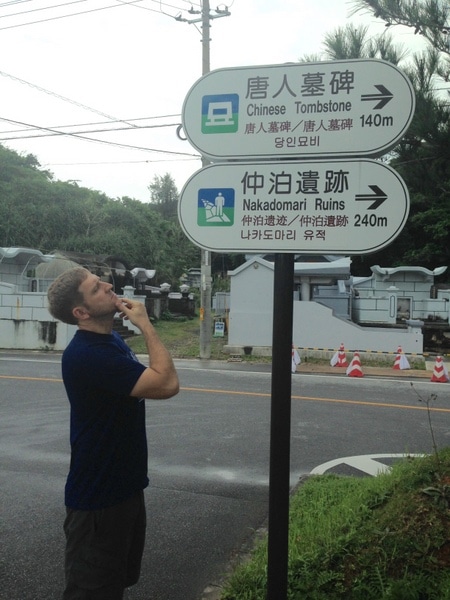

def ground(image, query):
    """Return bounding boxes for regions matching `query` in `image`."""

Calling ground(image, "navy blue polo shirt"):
[62,330,148,510]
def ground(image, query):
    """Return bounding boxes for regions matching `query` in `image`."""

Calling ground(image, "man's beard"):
[83,304,117,320]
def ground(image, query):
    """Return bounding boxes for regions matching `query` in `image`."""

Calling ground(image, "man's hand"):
[115,298,150,332]
[115,297,179,399]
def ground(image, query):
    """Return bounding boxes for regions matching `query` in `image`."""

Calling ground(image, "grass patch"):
[124,317,426,369]
[220,450,450,600]
[126,316,229,360]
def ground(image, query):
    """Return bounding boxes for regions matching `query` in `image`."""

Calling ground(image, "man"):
[47,267,179,600]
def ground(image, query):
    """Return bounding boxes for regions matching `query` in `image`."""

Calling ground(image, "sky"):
[0,0,428,203]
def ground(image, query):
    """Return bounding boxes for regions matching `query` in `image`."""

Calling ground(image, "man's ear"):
[72,306,89,321]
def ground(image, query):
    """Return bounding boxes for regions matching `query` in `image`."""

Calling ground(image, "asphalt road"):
[1,353,449,600]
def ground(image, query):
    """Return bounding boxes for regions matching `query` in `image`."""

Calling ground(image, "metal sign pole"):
[267,253,295,600]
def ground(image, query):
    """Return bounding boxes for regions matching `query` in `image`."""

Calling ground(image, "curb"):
[295,363,431,378]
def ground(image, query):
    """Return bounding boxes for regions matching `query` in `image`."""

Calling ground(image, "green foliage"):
[220,450,450,600]
[0,146,200,286]
[350,1,450,66]
[322,23,408,64]
[148,173,179,220]
[126,316,229,360]
[308,9,450,275]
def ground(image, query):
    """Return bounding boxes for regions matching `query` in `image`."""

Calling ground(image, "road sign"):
[182,59,415,160]
[178,159,410,254]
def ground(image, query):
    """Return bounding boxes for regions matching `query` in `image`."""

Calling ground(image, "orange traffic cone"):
[346,351,364,378]
[330,343,348,367]
[393,346,410,370]
[430,356,449,383]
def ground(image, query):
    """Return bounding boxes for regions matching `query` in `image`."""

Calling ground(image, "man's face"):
[78,273,118,319]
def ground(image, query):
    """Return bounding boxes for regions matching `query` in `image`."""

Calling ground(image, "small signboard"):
[182,59,415,160]
[213,320,225,337]
[178,159,410,254]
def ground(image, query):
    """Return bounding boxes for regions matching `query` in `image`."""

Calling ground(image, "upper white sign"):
[182,59,415,160]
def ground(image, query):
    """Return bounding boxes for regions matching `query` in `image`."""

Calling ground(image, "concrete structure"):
[0,248,145,350]
[352,265,450,325]
[225,256,450,360]
[0,248,76,350]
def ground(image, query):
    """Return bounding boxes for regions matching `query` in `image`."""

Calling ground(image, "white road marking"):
[310,453,425,476]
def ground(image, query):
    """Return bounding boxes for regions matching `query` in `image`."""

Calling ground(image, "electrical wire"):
[0,0,143,29]
[0,70,139,128]
[0,115,198,157]
[0,0,34,8]
[0,0,200,29]
[48,156,199,166]
[0,114,181,135]
[0,0,219,165]
[114,0,194,14]
[0,0,89,20]
[0,116,181,140]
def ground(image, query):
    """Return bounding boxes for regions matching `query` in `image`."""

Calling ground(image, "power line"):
[114,0,196,15]
[0,4,202,158]
[0,115,199,157]
[0,115,182,140]
[0,69,139,128]
[47,156,199,166]
[0,2,215,134]
[0,0,90,20]
[0,1,205,173]
[0,6,195,134]
[0,0,34,8]
[0,0,141,30]
[0,0,199,29]
[0,122,180,141]
[0,113,181,135]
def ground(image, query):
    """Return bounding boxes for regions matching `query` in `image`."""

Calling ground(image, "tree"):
[321,23,408,63]
[0,145,201,288]
[148,173,179,220]
[351,0,450,79]
[348,1,450,273]
[305,9,450,275]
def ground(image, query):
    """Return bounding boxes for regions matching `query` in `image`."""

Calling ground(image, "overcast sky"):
[0,0,426,202]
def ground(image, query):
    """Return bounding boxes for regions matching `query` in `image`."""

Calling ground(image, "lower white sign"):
[178,159,409,254]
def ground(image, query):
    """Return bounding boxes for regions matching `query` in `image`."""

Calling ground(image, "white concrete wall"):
[0,318,76,350]
[229,299,423,355]
[354,272,434,300]
[292,301,423,355]
[413,298,450,321]
[0,288,146,350]
[228,266,424,355]
[227,260,274,347]
[353,294,398,324]
[0,289,75,350]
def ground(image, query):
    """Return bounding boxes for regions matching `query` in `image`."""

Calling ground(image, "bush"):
[221,450,450,600]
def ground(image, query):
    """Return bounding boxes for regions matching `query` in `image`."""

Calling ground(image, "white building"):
[225,256,450,360]
[0,247,76,350]
[0,247,144,350]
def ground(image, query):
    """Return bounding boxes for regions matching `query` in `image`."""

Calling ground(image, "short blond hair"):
[47,267,89,325]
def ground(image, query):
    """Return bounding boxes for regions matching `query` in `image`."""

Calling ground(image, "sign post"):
[267,253,294,599]
[180,58,415,600]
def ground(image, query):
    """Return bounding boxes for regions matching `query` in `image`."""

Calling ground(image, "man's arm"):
[116,298,179,400]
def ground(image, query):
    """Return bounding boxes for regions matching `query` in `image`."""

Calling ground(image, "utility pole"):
[175,1,230,359]
[199,0,212,359]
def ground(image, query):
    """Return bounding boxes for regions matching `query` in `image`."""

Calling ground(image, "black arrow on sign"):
[361,84,393,109]
[355,185,387,209]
